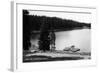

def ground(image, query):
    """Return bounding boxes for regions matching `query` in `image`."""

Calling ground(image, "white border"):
[12,1,97,72]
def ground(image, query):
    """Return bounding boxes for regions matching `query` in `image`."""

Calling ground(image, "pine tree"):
[38,17,50,52]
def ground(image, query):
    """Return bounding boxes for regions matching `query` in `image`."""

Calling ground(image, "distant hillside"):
[23,14,91,33]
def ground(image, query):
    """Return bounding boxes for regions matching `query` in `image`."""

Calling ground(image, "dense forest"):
[23,12,91,31]
[23,10,91,51]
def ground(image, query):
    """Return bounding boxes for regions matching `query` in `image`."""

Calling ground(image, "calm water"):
[31,29,91,52]
[55,29,91,52]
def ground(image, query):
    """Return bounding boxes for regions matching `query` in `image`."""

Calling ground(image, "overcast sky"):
[29,10,91,23]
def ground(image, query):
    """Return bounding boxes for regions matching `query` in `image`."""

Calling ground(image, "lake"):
[55,29,91,52]
[30,29,91,52]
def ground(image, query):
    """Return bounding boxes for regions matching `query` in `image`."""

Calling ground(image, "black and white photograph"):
[10,1,97,71]
[23,8,91,63]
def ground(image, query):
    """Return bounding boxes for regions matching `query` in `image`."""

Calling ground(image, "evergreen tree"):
[38,18,50,52]
[23,10,31,50]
